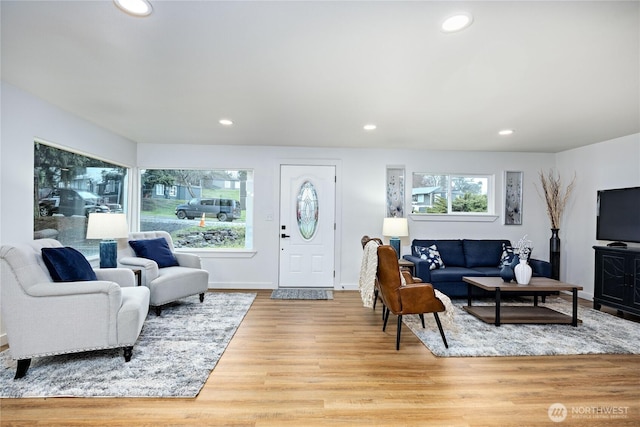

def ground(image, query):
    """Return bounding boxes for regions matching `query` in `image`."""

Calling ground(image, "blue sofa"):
[403,239,552,297]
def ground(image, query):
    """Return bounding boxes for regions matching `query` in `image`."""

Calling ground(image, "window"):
[412,173,492,215]
[140,169,253,249]
[34,141,129,258]
[154,184,165,196]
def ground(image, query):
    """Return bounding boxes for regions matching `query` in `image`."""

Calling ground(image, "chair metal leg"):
[419,313,425,328]
[383,308,390,331]
[373,289,378,310]
[396,315,403,350]
[433,312,448,348]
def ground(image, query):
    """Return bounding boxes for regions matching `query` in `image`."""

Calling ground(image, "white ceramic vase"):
[514,259,532,285]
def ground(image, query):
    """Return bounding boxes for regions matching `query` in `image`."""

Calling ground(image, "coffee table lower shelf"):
[463,305,581,325]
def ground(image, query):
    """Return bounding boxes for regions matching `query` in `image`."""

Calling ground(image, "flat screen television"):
[596,186,640,245]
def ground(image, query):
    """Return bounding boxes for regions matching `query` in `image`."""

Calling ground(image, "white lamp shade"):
[382,217,409,237]
[86,213,129,239]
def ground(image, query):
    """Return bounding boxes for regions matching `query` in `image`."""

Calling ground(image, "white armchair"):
[0,239,150,379]
[117,231,209,315]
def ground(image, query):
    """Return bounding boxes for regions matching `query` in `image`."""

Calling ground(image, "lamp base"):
[99,240,117,268]
[389,237,401,259]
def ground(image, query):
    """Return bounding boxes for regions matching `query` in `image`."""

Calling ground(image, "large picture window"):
[412,173,492,215]
[140,169,253,250]
[34,141,129,257]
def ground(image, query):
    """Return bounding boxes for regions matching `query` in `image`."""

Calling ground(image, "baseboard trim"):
[209,281,274,290]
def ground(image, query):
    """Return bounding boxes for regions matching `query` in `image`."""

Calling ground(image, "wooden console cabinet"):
[593,246,640,316]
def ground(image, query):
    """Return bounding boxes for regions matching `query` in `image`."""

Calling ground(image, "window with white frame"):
[140,169,253,249]
[412,173,492,215]
[33,141,129,258]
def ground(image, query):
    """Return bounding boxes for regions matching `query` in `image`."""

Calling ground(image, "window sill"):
[175,249,256,259]
[409,214,499,223]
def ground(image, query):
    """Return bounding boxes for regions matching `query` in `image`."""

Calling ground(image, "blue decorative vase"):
[499,264,515,282]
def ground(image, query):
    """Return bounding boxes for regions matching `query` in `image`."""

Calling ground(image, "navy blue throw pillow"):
[41,247,97,282]
[128,238,179,268]
[499,243,516,267]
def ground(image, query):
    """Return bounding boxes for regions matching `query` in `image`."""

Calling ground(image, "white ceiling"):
[2,1,639,152]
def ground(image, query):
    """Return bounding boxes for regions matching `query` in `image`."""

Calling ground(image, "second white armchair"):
[117,231,209,315]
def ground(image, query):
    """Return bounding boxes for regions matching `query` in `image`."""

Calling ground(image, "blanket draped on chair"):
[358,240,379,308]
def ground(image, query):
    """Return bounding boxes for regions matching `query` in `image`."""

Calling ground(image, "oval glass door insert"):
[297,180,319,240]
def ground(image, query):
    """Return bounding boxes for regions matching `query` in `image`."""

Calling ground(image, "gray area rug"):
[271,288,333,300]
[405,297,640,357]
[0,292,256,398]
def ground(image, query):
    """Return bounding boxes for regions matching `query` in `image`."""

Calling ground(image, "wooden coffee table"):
[462,276,583,326]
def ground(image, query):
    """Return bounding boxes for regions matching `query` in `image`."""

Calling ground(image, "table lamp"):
[86,213,129,268]
[382,217,409,258]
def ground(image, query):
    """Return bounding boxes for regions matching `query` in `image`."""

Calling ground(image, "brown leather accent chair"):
[376,245,449,350]
[362,235,423,313]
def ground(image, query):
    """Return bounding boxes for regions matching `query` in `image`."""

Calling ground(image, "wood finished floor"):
[1,290,639,427]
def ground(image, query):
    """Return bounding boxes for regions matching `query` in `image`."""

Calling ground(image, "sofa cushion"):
[415,245,445,270]
[471,267,502,276]
[463,239,507,268]
[129,237,179,268]
[430,267,482,282]
[41,247,97,282]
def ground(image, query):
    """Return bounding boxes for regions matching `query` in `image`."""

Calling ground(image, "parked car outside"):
[39,189,110,217]
[175,198,241,222]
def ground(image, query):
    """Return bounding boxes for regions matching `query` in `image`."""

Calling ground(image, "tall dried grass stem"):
[536,170,576,229]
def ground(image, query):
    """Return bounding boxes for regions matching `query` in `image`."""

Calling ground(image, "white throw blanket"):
[358,240,379,308]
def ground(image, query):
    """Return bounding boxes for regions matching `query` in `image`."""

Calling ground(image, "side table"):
[131,268,142,287]
[398,259,415,276]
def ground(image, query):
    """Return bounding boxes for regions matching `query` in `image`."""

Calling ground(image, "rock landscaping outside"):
[173,228,244,248]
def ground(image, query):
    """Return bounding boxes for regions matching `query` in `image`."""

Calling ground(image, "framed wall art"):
[504,171,523,225]
[386,166,405,217]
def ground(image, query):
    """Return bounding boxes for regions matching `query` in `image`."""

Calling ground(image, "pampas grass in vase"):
[537,170,576,230]
[537,170,576,280]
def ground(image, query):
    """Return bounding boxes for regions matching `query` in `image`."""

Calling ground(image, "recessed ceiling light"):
[219,119,233,126]
[498,129,515,136]
[114,0,152,17]
[441,12,473,33]
[363,124,377,131]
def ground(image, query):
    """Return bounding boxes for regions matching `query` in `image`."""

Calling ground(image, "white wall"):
[556,133,640,299]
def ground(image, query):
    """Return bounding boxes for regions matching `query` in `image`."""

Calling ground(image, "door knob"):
[281,233,290,238]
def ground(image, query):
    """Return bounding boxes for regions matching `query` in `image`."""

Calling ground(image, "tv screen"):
[596,186,640,244]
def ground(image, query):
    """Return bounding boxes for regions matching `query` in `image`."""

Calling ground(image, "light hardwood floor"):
[1,290,639,427]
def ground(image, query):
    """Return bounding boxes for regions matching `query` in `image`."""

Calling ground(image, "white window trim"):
[177,248,256,258]
[410,213,499,222]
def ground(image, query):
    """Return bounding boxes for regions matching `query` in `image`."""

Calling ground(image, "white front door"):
[279,165,336,288]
